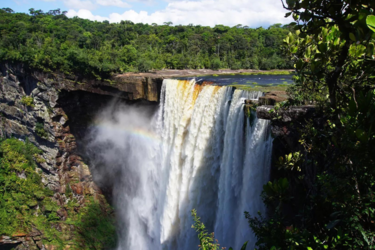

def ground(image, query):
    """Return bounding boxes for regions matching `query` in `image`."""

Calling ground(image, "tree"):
[248,1,375,249]
[210,58,221,70]
[47,8,61,16]
[282,0,375,108]
[1,8,14,13]
[0,8,293,79]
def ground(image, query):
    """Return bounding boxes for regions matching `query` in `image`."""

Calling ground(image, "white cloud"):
[96,0,131,8]
[67,0,292,27]
[66,9,108,21]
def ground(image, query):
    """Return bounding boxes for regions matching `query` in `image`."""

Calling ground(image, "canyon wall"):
[0,62,300,249]
[0,63,161,249]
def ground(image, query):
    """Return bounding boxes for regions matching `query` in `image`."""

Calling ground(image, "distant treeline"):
[0,8,293,79]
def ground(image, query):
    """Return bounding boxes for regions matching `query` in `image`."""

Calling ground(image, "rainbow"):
[91,122,161,143]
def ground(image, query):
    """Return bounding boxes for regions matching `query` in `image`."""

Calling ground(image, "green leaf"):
[287,153,292,162]
[280,178,289,190]
[349,44,366,58]
[319,43,328,53]
[349,33,356,41]
[366,15,375,32]
[240,241,248,250]
[296,59,304,69]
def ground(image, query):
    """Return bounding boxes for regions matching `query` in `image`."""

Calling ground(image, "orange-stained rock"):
[12,232,27,237]
[71,183,83,195]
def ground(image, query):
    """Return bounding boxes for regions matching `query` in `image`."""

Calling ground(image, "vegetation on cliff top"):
[0,8,293,79]
[0,138,116,249]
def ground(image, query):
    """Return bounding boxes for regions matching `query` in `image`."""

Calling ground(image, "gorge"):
[2,2,374,249]
[0,64,278,249]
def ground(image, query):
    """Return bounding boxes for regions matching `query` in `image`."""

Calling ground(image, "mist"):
[84,79,272,250]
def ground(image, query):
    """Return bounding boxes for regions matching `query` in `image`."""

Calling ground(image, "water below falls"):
[86,79,273,250]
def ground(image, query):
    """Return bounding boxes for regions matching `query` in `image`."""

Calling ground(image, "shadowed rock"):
[257,105,316,122]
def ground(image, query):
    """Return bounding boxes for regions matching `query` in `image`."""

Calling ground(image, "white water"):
[86,79,272,250]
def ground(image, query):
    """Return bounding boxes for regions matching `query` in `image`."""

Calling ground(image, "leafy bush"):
[35,122,48,138]
[73,198,117,250]
[0,138,117,248]
[137,58,153,72]
[0,139,58,236]
[210,59,221,70]
[21,96,34,108]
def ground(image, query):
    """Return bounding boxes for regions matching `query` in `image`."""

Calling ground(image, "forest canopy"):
[0,7,293,79]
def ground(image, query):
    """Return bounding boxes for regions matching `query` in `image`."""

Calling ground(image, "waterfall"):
[85,79,272,250]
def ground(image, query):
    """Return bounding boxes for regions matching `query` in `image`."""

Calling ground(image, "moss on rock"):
[0,138,116,249]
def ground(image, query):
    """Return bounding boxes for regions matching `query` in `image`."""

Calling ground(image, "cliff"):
[0,63,161,249]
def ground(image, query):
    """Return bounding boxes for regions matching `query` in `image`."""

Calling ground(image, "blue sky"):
[2,0,291,27]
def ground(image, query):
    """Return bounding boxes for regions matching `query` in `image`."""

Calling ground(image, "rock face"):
[0,63,161,249]
[256,102,322,188]
[256,105,316,122]
[256,104,318,154]
[258,91,288,106]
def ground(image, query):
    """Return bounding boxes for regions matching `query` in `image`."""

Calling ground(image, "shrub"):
[137,58,153,72]
[73,198,117,249]
[210,59,221,70]
[21,96,34,108]
[35,122,48,139]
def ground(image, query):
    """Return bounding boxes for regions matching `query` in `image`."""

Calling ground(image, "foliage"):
[20,96,34,108]
[248,1,375,249]
[283,0,375,107]
[71,197,117,250]
[0,138,116,249]
[192,209,248,250]
[0,138,63,245]
[137,58,153,72]
[35,122,48,139]
[211,59,222,70]
[0,9,293,79]
[192,209,222,250]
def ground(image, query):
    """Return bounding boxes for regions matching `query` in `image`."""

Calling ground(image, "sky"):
[1,0,292,28]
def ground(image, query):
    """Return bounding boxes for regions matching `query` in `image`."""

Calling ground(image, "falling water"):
[86,79,273,250]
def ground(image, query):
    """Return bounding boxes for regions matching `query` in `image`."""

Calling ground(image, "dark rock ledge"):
[257,105,317,122]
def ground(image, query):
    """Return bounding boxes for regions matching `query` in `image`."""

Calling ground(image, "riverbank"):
[116,69,294,78]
